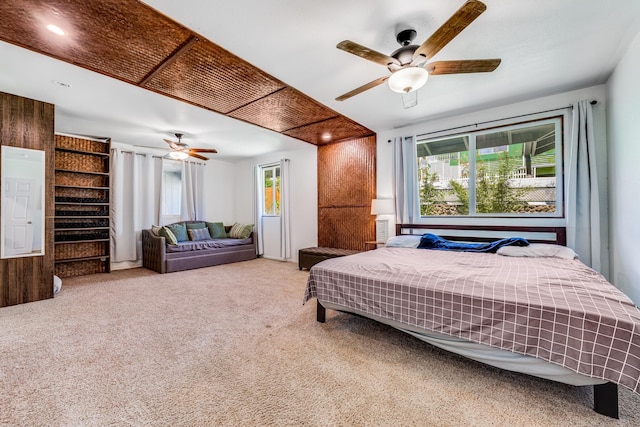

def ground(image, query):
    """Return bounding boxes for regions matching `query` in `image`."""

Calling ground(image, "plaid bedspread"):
[304,247,640,393]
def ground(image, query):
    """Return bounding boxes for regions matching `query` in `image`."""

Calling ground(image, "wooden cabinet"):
[54,135,111,278]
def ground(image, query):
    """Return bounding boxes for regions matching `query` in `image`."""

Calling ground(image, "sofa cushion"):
[229,222,253,239]
[166,237,252,252]
[206,222,227,239]
[186,222,206,230]
[188,228,212,241]
[151,225,162,236]
[166,222,188,242]
[159,227,178,244]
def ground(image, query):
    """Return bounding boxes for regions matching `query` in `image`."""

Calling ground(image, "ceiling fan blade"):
[188,152,209,161]
[414,0,487,61]
[335,76,389,101]
[426,59,501,75]
[164,139,180,150]
[189,148,218,153]
[337,40,401,68]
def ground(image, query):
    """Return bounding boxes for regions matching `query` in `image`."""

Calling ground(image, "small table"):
[364,241,383,251]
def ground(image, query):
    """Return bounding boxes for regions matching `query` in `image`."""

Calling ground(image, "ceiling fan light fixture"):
[388,67,428,93]
[168,151,189,160]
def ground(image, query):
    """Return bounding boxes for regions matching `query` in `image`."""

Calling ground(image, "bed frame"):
[315,223,619,419]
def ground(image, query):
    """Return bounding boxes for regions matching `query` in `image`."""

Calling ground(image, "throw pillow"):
[229,222,254,239]
[166,222,188,242]
[206,222,227,239]
[151,225,162,236]
[159,227,178,245]
[188,228,212,241]
[186,222,206,230]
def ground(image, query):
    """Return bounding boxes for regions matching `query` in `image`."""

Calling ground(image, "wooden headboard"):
[395,224,567,246]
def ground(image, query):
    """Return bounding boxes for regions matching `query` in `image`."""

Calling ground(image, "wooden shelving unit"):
[54,135,111,278]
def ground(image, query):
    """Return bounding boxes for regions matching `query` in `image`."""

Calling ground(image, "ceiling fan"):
[163,133,217,161]
[335,0,501,107]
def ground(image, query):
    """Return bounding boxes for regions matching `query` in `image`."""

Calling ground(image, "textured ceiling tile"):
[227,87,338,132]
[142,39,286,114]
[284,116,374,145]
[0,0,192,83]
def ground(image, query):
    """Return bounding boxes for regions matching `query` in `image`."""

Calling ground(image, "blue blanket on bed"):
[417,233,529,253]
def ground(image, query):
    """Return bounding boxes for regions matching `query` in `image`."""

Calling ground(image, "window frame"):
[413,113,566,225]
[261,164,281,217]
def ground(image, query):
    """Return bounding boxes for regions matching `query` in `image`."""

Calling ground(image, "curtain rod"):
[114,150,206,164]
[405,100,597,140]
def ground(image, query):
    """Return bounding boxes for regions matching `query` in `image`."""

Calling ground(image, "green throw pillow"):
[186,222,206,230]
[206,222,227,239]
[159,227,178,245]
[229,222,253,239]
[188,228,212,241]
[166,222,188,242]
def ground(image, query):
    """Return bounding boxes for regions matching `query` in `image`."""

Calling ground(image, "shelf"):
[55,227,110,232]
[55,255,110,264]
[55,184,109,190]
[55,147,109,157]
[55,168,109,176]
[55,202,109,206]
[55,238,110,245]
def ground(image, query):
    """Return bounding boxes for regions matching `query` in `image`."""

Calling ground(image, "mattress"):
[304,247,640,393]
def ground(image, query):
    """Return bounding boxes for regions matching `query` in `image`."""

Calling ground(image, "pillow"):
[497,243,578,259]
[229,222,254,239]
[206,221,227,239]
[151,225,162,236]
[188,227,212,241]
[159,227,178,245]
[385,235,421,248]
[186,222,206,230]
[166,222,188,242]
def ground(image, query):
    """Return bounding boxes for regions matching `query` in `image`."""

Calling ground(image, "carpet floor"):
[1,258,638,426]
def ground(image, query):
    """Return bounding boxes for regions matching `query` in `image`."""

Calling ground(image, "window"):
[162,161,182,224]
[262,165,280,216]
[416,117,562,217]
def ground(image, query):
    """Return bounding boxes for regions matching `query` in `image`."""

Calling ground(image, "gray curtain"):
[279,158,291,260]
[393,136,418,224]
[566,100,605,274]
[254,165,264,256]
[110,149,162,264]
[181,160,205,221]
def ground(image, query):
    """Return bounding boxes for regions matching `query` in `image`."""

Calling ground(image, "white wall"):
[233,143,318,263]
[203,158,237,224]
[606,31,640,304]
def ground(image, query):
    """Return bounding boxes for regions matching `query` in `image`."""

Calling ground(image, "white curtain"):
[181,160,205,221]
[393,136,418,224]
[254,165,264,255]
[279,158,291,260]
[566,100,603,272]
[111,149,162,264]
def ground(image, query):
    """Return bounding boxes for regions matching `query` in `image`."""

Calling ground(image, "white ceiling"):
[1,0,640,161]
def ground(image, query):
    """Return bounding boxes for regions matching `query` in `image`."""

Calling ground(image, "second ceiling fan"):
[335,0,501,106]
[163,133,217,161]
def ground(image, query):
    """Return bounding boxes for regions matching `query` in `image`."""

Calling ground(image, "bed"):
[303,224,640,419]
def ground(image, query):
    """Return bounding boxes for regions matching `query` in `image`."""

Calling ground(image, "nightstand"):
[364,241,383,251]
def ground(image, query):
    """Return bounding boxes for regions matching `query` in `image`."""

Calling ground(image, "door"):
[3,178,37,256]
[260,164,282,259]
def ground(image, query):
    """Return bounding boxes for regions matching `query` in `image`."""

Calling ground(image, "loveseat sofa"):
[142,221,257,273]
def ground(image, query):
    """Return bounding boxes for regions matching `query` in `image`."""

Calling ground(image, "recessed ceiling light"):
[52,80,72,88]
[46,24,65,36]
[321,133,332,141]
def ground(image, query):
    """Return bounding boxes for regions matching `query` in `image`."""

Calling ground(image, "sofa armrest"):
[142,229,166,273]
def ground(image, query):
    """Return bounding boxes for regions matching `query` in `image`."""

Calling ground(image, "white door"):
[3,178,37,256]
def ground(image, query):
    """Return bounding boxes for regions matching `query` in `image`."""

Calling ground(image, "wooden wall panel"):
[0,91,55,307]
[317,136,376,250]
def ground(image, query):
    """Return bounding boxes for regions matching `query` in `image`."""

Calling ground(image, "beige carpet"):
[1,258,639,426]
